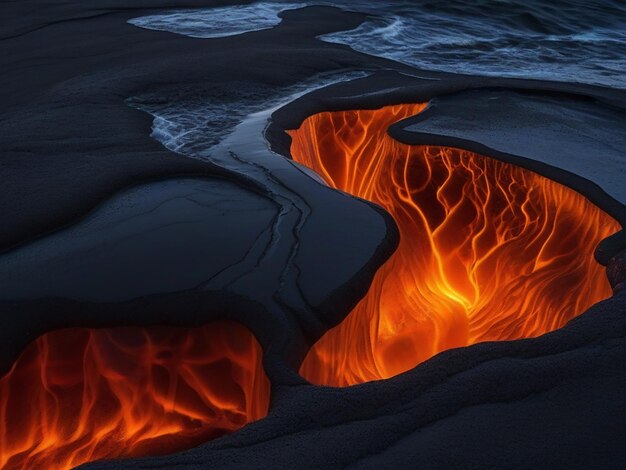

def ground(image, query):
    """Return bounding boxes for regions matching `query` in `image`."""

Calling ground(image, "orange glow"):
[291,103,621,386]
[0,321,269,469]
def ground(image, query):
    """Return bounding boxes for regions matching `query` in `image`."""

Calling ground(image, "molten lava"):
[290,103,621,386]
[0,321,269,470]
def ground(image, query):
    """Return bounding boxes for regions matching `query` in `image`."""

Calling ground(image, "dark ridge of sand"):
[0,1,379,254]
[1,1,625,469]
[0,167,397,377]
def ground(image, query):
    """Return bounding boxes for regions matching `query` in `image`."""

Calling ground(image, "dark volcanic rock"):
[608,250,626,292]
[1,1,625,469]
[0,0,376,253]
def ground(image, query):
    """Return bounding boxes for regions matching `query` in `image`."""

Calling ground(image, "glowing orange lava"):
[0,321,269,470]
[291,103,621,386]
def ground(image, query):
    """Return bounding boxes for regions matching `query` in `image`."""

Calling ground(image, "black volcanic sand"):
[1,1,625,468]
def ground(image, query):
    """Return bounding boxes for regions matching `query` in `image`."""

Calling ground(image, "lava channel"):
[290,103,621,387]
[0,321,269,469]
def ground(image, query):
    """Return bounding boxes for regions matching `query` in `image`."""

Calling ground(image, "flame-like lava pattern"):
[291,103,621,386]
[0,322,269,469]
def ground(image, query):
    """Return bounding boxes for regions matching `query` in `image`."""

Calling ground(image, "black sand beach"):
[1,1,625,468]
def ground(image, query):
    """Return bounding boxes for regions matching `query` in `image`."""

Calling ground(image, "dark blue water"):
[324,0,626,89]
[130,0,626,89]
[129,2,305,38]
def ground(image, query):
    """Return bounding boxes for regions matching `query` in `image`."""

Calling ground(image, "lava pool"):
[290,103,621,386]
[0,321,269,469]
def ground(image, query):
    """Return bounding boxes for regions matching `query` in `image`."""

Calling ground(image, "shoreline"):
[2,2,626,468]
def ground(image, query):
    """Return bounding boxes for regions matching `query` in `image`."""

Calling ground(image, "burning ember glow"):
[0,321,269,469]
[290,103,621,387]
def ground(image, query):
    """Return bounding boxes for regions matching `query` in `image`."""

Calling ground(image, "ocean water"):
[128,2,304,38]
[128,71,367,157]
[324,0,626,89]
[130,0,626,89]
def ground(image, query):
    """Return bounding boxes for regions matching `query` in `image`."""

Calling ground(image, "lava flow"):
[290,103,621,387]
[0,321,269,470]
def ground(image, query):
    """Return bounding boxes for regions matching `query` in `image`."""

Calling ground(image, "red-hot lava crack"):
[0,322,269,470]
[290,103,621,386]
